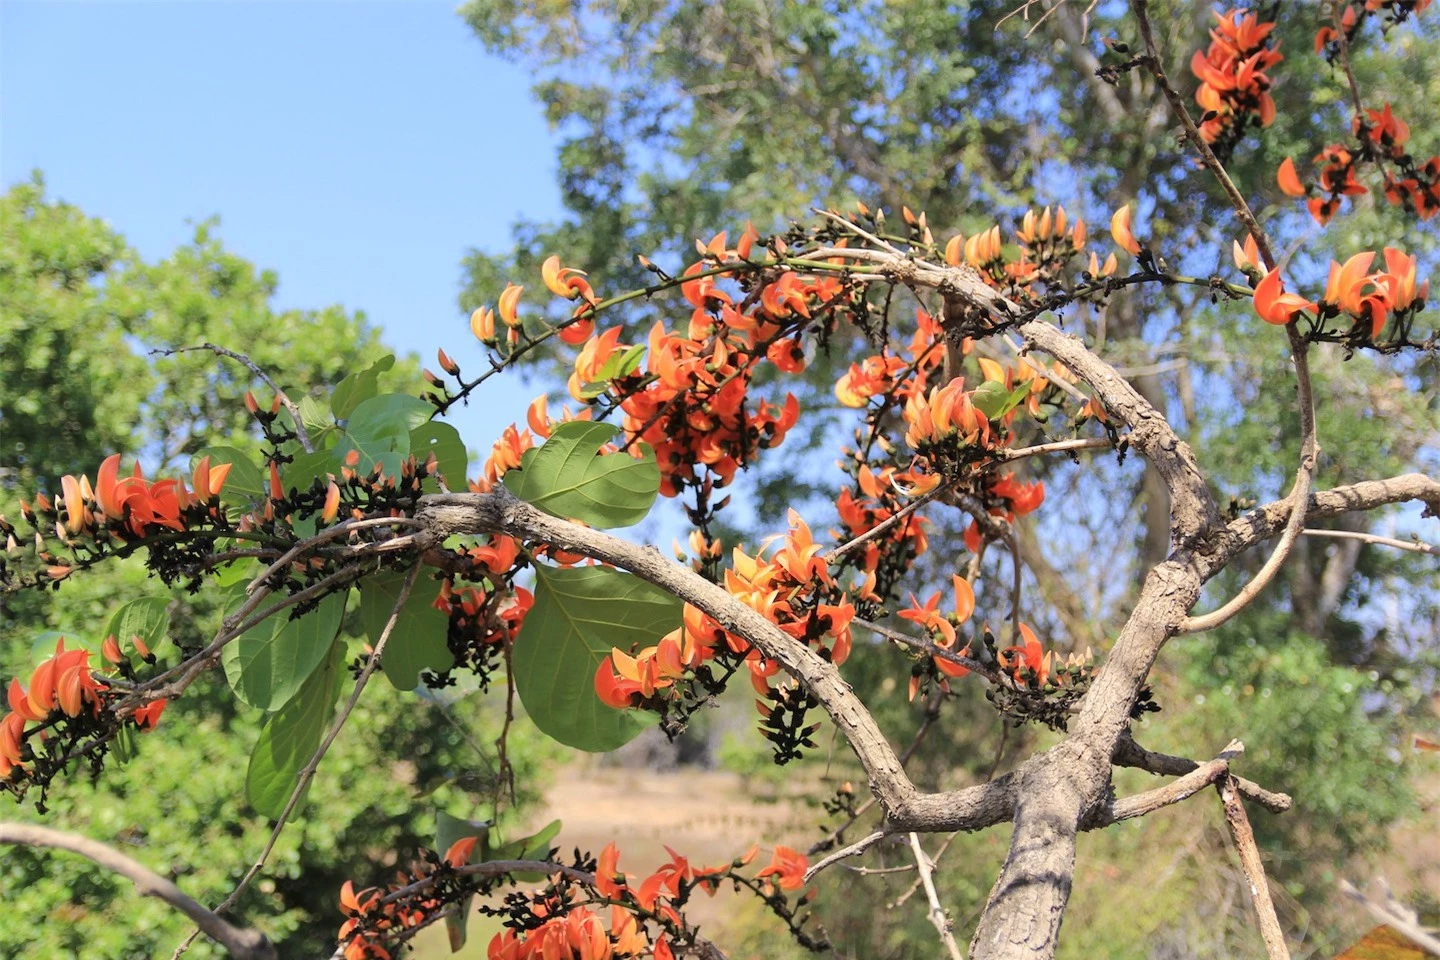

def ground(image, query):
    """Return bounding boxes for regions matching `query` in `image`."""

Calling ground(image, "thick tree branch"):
[416,486,1013,832]
[1112,734,1291,814]
[1195,474,1440,583]
[0,822,276,960]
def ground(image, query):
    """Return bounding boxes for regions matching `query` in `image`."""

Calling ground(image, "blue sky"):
[1,0,563,445]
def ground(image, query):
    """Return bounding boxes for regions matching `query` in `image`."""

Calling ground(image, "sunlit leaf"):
[513,564,675,751]
[245,640,346,819]
[503,421,658,528]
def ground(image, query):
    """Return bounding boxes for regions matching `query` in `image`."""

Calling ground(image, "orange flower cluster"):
[488,906,662,960]
[1317,249,1428,337]
[944,206,1095,295]
[903,377,998,453]
[834,465,931,572]
[899,575,977,696]
[995,624,1094,690]
[23,454,231,545]
[1190,8,1281,149]
[596,513,854,710]
[960,473,1046,554]
[616,316,800,498]
[1279,103,1440,224]
[1316,1,1431,58]
[338,878,441,960]
[1,638,166,780]
[1248,245,1426,338]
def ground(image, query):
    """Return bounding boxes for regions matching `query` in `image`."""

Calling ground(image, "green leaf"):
[577,343,647,398]
[298,395,330,436]
[103,597,171,653]
[331,354,395,420]
[245,640,345,819]
[1003,381,1032,416]
[513,565,676,751]
[487,818,563,882]
[503,421,659,528]
[436,810,491,950]
[358,570,453,691]
[191,446,265,507]
[222,591,347,711]
[490,818,562,862]
[214,559,258,589]
[335,393,434,480]
[971,380,1012,420]
[282,449,336,497]
[410,421,469,491]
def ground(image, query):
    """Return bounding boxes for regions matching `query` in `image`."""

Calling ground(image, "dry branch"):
[0,822,276,960]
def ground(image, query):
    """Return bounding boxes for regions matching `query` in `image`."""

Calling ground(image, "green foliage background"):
[0,178,567,956]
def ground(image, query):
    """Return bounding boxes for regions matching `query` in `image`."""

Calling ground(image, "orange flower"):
[497,283,524,328]
[471,305,498,343]
[999,622,1049,686]
[1276,157,1306,197]
[541,255,600,305]
[442,836,479,868]
[1252,269,1314,326]
[1380,247,1427,313]
[756,846,808,891]
[1109,204,1141,257]
[132,698,168,731]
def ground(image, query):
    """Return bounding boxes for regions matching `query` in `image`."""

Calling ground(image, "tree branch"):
[0,822,276,960]
[1217,776,1291,960]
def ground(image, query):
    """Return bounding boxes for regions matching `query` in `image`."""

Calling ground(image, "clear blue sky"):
[1,0,563,446]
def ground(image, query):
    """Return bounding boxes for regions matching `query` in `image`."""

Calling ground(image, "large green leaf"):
[282,449,337,497]
[191,446,265,508]
[222,591,347,711]
[436,810,491,951]
[358,569,453,691]
[245,640,346,819]
[410,421,469,491]
[331,353,395,421]
[103,597,171,654]
[503,421,659,528]
[335,393,434,481]
[513,565,676,751]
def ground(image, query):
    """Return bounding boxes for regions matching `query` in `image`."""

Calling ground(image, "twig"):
[908,832,965,960]
[161,342,314,454]
[247,516,423,594]
[1113,734,1291,814]
[853,617,1005,690]
[1128,0,1319,635]
[0,822,275,960]
[1216,775,1291,960]
[1339,878,1440,956]
[823,482,947,563]
[1001,437,1113,462]
[889,831,960,909]
[802,830,887,882]
[1302,527,1437,557]
[231,568,417,907]
[1096,740,1243,826]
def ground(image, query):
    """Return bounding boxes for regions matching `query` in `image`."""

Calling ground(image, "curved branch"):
[1127,0,1319,636]
[1194,473,1440,584]
[417,486,1011,831]
[0,822,276,960]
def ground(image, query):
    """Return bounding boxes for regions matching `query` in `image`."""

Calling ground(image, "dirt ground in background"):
[412,763,820,958]
[411,763,1439,958]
